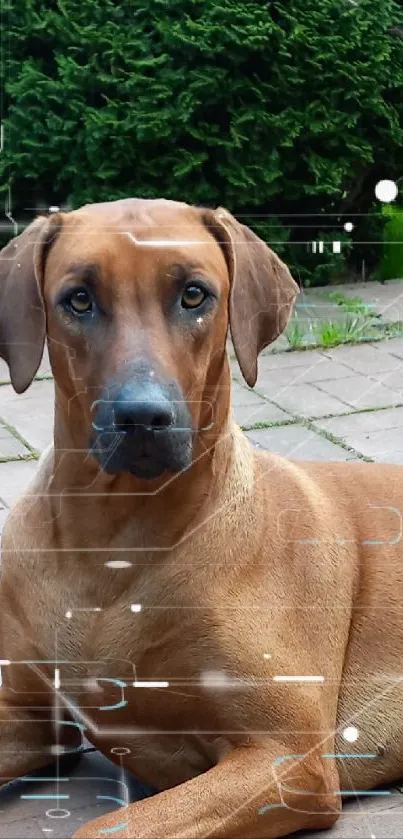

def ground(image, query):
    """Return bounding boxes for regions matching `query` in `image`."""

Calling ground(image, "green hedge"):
[379,205,403,281]
[1,0,403,284]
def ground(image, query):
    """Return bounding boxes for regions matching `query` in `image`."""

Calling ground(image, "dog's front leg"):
[73,741,341,839]
[0,696,83,787]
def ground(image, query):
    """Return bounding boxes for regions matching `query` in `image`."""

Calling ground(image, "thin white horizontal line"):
[273,675,325,683]
[132,680,169,688]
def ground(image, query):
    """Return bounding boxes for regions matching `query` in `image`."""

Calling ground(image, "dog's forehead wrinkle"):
[75,197,198,235]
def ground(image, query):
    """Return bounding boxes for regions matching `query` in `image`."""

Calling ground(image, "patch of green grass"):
[380,320,403,338]
[285,315,306,349]
[327,291,380,319]
[313,315,369,348]
[285,311,403,352]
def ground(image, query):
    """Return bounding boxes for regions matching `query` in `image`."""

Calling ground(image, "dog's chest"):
[59,594,237,788]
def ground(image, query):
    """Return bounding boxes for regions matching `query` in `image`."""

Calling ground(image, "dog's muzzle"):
[90,378,193,479]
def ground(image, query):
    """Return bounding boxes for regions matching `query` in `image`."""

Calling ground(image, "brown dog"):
[0,198,402,839]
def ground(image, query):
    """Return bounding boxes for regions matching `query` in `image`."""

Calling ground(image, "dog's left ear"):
[0,214,63,393]
[202,207,299,387]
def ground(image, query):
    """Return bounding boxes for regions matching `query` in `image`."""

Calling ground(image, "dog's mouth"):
[90,427,193,480]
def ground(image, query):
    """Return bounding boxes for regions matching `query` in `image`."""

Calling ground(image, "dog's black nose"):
[113,382,174,432]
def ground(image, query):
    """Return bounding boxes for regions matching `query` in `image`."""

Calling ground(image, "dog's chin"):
[89,434,193,480]
[106,456,169,480]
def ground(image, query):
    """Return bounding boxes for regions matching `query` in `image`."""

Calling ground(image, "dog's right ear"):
[0,214,63,393]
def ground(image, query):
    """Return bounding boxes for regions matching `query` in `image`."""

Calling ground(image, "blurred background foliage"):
[0,0,402,285]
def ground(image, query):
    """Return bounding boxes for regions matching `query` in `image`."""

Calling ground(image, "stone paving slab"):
[256,380,353,418]
[231,380,291,426]
[314,374,400,411]
[321,342,403,375]
[0,424,31,459]
[327,279,403,324]
[0,751,153,839]
[246,423,358,461]
[314,406,403,464]
[0,458,40,507]
[0,380,55,453]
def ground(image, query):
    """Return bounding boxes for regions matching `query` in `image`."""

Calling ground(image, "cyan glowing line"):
[94,677,128,711]
[100,824,129,835]
[323,753,378,759]
[100,699,128,711]
[21,777,69,782]
[20,794,70,800]
[97,795,127,807]
[258,803,286,816]
[339,790,391,796]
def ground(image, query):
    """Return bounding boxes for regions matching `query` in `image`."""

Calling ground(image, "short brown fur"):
[0,198,402,838]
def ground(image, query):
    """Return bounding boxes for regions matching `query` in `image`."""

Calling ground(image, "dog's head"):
[0,199,298,480]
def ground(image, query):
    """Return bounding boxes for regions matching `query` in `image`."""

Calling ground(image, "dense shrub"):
[0,0,402,283]
[379,205,403,281]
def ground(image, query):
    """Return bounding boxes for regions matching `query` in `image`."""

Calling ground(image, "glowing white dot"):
[344,222,354,232]
[201,670,233,689]
[65,610,72,619]
[131,603,142,613]
[343,725,359,742]
[49,206,60,213]
[105,560,132,569]
[263,653,272,659]
[197,317,203,325]
[375,179,398,203]
[85,677,102,692]
[149,371,155,377]
[50,744,66,755]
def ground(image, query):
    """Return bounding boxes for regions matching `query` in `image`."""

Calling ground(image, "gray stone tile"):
[246,424,356,461]
[315,375,400,410]
[0,425,31,458]
[257,381,351,418]
[0,751,155,839]
[255,362,363,402]
[321,279,403,323]
[231,381,268,407]
[314,407,403,463]
[381,336,403,359]
[372,369,403,399]
[233,401,290,427]
[231,382,290,426]
[0,459,39,507]
[316,405,403,436]
[299,788,403,838]
[322,343,403,375]
[0,380,54,453]
[257,348,328,371]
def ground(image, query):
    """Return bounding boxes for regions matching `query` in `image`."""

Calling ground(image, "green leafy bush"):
[378,205,403,281]
[0,0,402,285]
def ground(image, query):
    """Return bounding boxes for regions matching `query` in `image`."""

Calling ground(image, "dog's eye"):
[68,289,93,315]
[181,285,207,309]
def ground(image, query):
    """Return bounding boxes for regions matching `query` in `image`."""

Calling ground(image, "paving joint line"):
[0,418,40,460]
